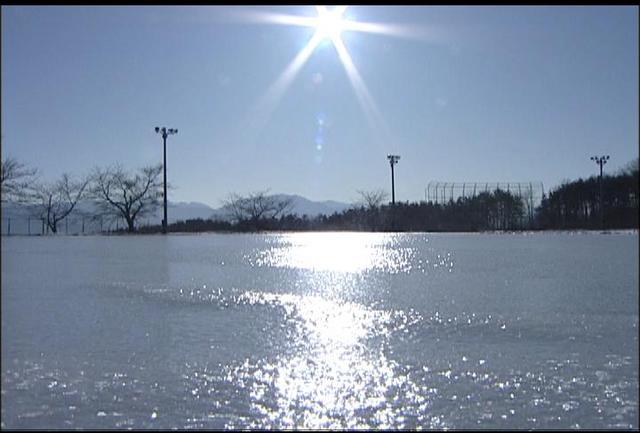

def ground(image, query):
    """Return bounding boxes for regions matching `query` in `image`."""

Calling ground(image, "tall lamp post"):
[590,154,609,231]
[155,126,178,234]
[387,154,400,205]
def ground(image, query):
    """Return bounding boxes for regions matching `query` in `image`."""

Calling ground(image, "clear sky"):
[2,5,638,208]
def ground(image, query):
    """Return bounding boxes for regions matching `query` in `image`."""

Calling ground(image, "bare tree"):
[31,173,89,234]
[222,190,293,225]
[356,189,389,210]
[91,164,163,233]
[1,156,38,202]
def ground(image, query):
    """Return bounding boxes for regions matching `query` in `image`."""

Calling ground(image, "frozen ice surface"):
[1,232,638,429]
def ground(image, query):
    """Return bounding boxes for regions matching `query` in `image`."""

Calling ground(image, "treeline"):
[141,159,637,234]
[3,155,638,234]
[536,162,638,229]
[137,189,534,233]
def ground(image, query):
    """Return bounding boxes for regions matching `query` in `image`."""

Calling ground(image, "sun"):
[314,6,347,43]
[244,5,410,148]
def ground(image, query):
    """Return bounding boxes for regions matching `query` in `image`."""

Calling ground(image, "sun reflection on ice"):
[230,233,447,428]
[237,290,412,428]
[233,269,439,429]
[252,232,414,273]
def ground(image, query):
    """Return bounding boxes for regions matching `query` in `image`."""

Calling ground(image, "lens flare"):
[240,5,429,149]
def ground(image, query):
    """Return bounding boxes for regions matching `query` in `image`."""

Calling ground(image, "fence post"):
[42,218,45,235]
[65,218,68,235]
[28,217,31,235]
[7,218,10,236]
[82,217,85,234]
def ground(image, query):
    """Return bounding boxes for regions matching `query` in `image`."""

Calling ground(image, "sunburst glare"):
[239,5,426,147]
[313,6,347,42]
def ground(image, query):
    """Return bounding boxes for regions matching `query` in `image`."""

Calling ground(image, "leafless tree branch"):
[222,190,293,224]
[90,164,163,232]
[356,189,389,210]
[30,173,89,233]
[1,157,39,202]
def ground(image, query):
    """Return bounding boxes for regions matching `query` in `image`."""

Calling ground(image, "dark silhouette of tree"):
[31,173,89,234]
[91,164,163,233]
[356,189,388,210]
[536,160,638,230]
[490,189,525,230]
[1,156,38,202]
[222,190,293,229]
[355,189,389,230]
[618,158,639,178]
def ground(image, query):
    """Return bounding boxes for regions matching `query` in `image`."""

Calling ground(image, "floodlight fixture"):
[387,154,400,165]
[387,154,401,205]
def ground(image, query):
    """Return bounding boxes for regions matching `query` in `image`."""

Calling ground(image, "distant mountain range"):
[1,194,353,233]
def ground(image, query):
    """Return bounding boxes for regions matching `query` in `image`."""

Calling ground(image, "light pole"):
[590,155,609,231]
[155,126,178,234]
[387,155,400,205]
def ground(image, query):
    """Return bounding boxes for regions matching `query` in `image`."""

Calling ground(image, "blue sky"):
[2,5,638,207]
